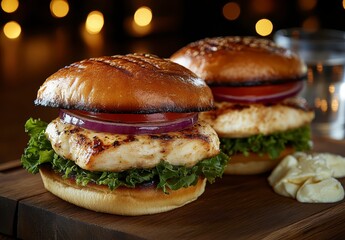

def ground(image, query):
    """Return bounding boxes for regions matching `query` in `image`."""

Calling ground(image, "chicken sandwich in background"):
[171,36,314,175]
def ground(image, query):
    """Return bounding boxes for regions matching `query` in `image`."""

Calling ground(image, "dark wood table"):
[1,137,345,239]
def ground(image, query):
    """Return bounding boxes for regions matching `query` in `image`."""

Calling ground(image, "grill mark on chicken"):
[69,128,81,134]
[149,134,174,141]
[75,132,90,146]
[199,98,314,138]
[113,141,120,147]
[45,118,220,171]
[92,136,105,154]
[210,97,311,120]
[181,123,211,142]
[123,135,137,143]
[90,135,139,154]
[183,133,210,142]
[208,104,250,120]
[113,135,137,146]
[109,129,211,151]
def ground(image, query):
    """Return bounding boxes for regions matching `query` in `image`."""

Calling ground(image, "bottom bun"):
[224,147,295,175]
[39,167,206,216]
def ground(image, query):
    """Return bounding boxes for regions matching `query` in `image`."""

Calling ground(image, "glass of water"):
[274,28,345,140]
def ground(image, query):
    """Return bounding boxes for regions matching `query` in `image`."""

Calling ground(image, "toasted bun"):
[39,167,206,216]
[170,36,307,86]
[35,53,213,113]
[224,147,295,175]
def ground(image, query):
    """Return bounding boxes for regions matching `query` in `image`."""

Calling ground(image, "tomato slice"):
[211,81,303,103]
[69,110,196,123]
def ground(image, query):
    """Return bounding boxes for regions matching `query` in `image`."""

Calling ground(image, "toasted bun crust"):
[35,53,214,113]
[170,36,307,86]
[39,167,206,216]
[224,147,295,175]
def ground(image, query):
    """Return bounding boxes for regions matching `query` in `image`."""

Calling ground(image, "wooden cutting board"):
[1,137,345,240]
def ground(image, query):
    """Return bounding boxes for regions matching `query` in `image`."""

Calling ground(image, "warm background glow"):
[0,1,343,41]
[3,21,21,39]
[222,2,241,21]
[302,16,319,31]
[0,0,344,168]
[85,11,104,34]
[251,0,274,14]
[298,0,317,11]
[131,19,152,36]
[50,0,69,18]
[255,19,273,36]
[1,0,19,13]
[134,6,153,27]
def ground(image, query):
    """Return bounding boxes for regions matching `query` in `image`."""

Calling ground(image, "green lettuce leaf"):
[21,118,54,174]
[220,126,312,159]
[21,118,228,193]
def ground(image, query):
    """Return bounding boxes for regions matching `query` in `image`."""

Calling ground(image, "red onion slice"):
[213,81,304,103]
[59,110,198,134]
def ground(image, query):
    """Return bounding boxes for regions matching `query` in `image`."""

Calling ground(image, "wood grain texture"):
[15,175,345,240]
[0,160,21,172]
[1,137,345,239]
[0,169,45,236]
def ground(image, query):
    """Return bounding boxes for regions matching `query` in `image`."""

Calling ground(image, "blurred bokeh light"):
[50,0,69,18]
[0,0,345,162]
[3,21,21,39]
[222,2,241,21]
[0,0,343,48]
[134,6,152,27]
[85,11,104,34]
[255,19,273,36]
[1,0,18,13]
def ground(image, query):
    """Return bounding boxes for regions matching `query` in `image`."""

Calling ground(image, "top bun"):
[35,53,214,113]
[170,36,307,86]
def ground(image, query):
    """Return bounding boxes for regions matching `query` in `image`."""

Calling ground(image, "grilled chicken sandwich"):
[171,36,315,175]
[21,53,227,215]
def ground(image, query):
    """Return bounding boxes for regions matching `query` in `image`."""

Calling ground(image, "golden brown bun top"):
[170,36,307,86]
[35,53,214,113]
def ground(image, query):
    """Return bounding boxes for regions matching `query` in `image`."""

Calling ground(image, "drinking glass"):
[274,28,345,139]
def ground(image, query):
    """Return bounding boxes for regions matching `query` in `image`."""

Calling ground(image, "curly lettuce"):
[21,118,228,193]
[220,126,312,159]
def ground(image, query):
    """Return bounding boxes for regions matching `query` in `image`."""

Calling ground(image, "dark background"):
[0,0,345,163]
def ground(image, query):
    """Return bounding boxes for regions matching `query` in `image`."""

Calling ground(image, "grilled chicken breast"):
[199,98,315,138]
[45,118,220,172]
